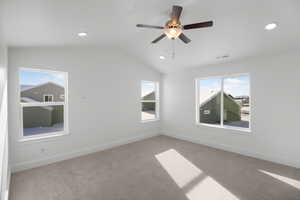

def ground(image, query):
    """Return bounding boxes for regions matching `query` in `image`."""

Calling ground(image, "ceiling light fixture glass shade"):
[164,27,182,39]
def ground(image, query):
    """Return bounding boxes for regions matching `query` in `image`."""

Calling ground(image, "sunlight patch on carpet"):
[186,176,239,200]
[155,149,202,188]
[259,170,300,190]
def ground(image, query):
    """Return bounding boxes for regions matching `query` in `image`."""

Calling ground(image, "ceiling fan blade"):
[183,21,213,30]
[151,34,166,43]
[171,5,183,21]
[136,24,164,29]
[178,33,191,44]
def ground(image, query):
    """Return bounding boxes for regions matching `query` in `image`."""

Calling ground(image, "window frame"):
[43,94,54,102]
[19,68,69,142]
[195,73,251,133]
[140,80,160,123]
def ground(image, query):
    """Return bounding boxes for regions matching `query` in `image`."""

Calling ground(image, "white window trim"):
[195,73,251,133]
[140,80,160,122]
[19,67,69,142]
[43,94,54,102]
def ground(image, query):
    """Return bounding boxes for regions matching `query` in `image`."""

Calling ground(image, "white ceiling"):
[2,0,300,73]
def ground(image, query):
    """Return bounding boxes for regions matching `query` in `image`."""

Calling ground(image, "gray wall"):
[0,23,9,200]
[162,50,300,168]
[8,47,162,172]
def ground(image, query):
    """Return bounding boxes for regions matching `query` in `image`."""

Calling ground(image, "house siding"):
[23,105,64,128]
[200,94,221,124]
[223,95,241,122]
[142,91,156,111]
[199,93,241,124]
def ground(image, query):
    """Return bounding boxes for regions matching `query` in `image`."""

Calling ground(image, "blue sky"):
[141,81,155,97]
[199,76,249,97]
[20,70,65,86]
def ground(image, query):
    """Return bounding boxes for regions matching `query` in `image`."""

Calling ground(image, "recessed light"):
[159,55,165,60]
[78,32,87,37]
[265,23,277,30]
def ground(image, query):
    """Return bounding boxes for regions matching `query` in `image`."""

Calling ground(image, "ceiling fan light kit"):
[136,5,213,44]
[164,21,182,39]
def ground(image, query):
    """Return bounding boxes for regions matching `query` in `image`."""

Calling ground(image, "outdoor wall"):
[8,47,162,172]
[162,50,300,168]
[23,107,53,128]
[0,26,9,200]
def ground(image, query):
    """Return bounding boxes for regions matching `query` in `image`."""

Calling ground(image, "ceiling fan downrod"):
[172,39,175,59]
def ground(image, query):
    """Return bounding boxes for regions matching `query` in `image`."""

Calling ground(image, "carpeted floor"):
[10,135,300,200]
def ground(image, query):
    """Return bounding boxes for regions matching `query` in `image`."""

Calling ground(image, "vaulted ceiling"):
[2,0,300,73]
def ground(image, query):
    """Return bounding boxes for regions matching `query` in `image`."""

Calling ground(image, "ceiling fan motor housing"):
[136,5,213,44]
[164,20,182,39]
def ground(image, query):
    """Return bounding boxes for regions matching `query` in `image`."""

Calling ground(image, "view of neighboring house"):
[21,82,64,103]
[142,91,155,110]
[141,91,156,120]
[200,91,241,124]
[21,82,65,135]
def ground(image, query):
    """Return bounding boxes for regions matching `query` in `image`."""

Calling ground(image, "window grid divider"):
[196,73,250,132]
[220,78,224,127]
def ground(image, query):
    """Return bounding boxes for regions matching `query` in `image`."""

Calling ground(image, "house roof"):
[200,91,240,107]
[21,82,64,92]
[21,97,39,103]
[142,91,155,100]
[21,85,35,91]
[199,90,219,106]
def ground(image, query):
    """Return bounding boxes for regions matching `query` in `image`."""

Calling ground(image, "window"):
[43,94,53,102]
[196,74,250,131]
[19,68,68,140]
[141,81,159,121]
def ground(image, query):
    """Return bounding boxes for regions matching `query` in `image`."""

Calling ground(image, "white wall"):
[162,51,300,168]
[8,47,162,172]
[0,25,9,200]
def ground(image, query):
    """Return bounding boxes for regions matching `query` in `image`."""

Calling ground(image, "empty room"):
[0,0,300,200]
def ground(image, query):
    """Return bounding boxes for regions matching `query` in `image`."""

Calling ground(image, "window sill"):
[141,118,160,123]
[19,131,69,142]
[196,123,251,133]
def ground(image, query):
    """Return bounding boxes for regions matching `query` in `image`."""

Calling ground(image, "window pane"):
[141,81,155,100]
[23,105,64,136]
[199,78,222,125]
[223,76,250,128]
[141,102,156,120]
[20,70,65,103]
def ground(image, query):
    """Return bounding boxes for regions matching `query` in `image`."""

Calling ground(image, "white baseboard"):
[162,131,300,169]
[12,131,299,173]
[12,132,161,173]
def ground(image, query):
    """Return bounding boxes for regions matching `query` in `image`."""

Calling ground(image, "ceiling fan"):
[136,5,213,44]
